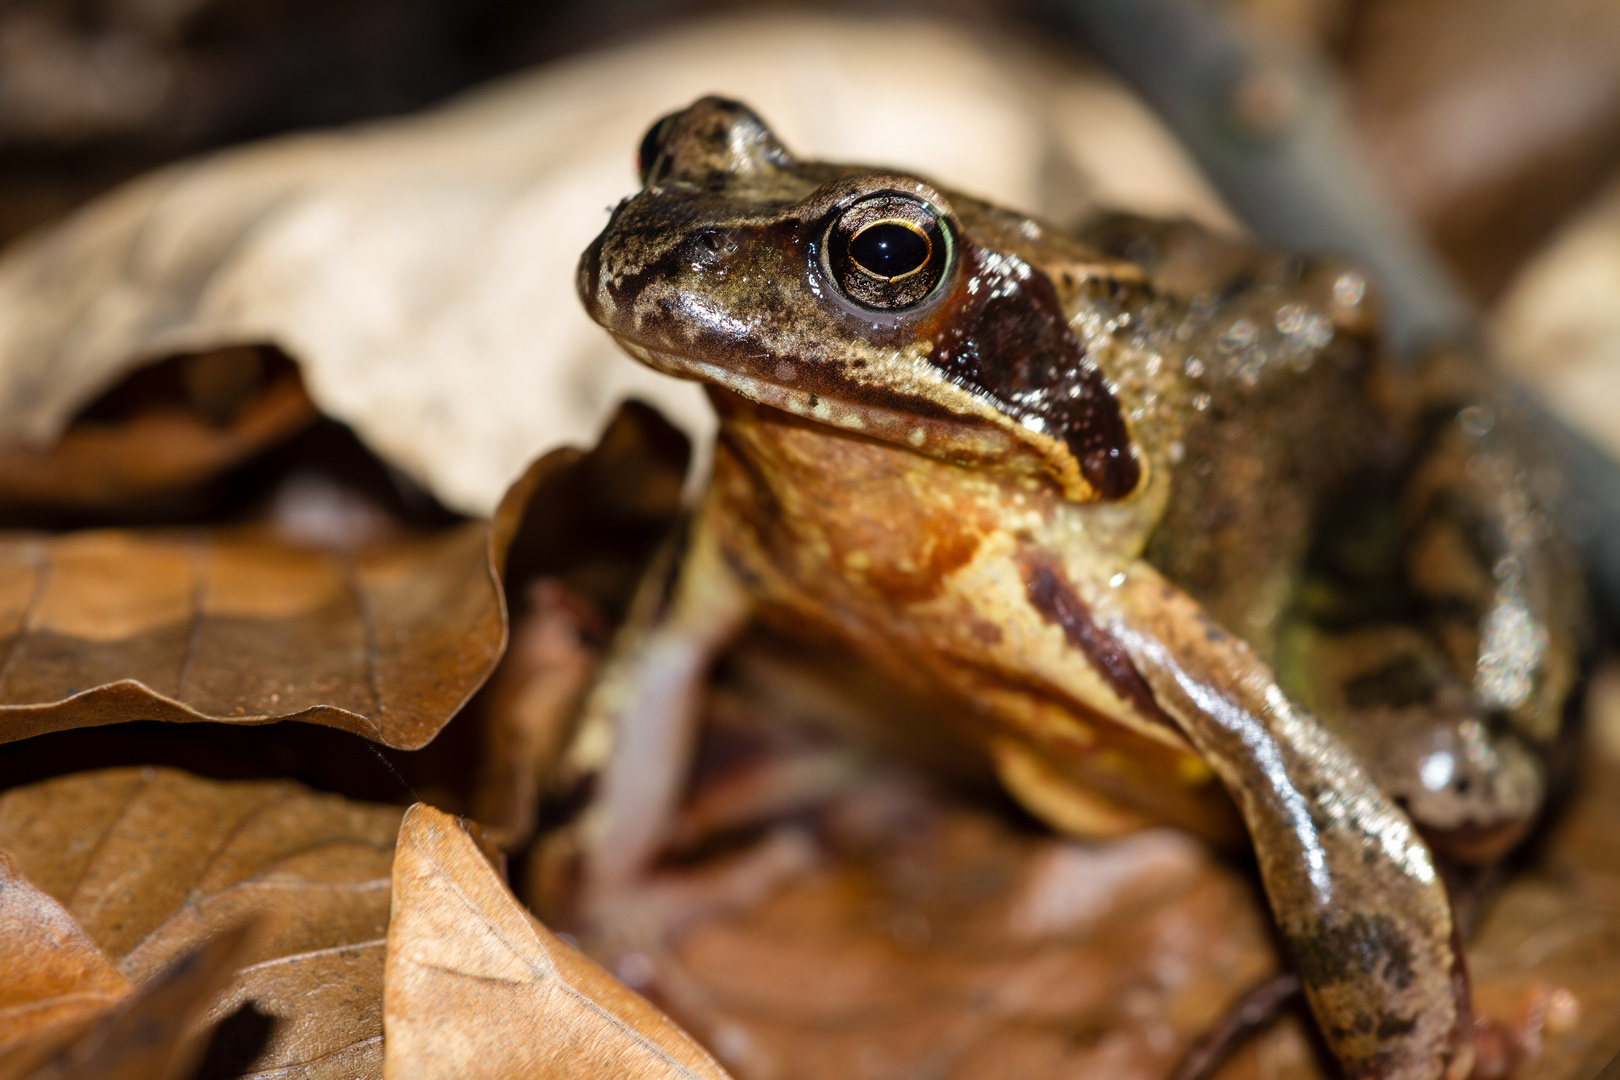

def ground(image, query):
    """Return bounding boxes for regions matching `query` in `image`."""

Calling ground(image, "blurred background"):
[1,0,1618,299]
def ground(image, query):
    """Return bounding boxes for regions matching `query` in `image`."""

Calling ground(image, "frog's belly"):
[706,427,1243,844]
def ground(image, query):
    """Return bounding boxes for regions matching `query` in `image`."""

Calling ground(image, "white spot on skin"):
[1219,318,1257,352]
[1332,272,1367,308]
[1419,751,1456,791]
[1475,569,1547,711]
[1274,303,1309,336]
[1459,405,1495,438]
[908,427,926,446]
[1109,572,1126,588]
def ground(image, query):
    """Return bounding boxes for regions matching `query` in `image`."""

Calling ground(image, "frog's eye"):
[636,111,681,185]
[822,193,951,311]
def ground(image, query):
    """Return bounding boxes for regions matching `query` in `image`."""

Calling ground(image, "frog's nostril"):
[691,230,735,264]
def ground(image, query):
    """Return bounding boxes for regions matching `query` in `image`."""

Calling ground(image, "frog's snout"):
[575,230,609,327]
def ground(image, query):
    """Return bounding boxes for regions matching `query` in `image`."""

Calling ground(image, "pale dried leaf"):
[0,768,403,1080]
[193,941,385,1080]
[1494,172,1620,467]
[383,803,731,1080]
[0,13,1230,516]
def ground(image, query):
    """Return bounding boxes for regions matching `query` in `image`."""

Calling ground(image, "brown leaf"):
[558,657,1282,1080]
[1462,664,1620,1080]
[471,580,605,850]
[0,767,405,1080]
[383,802,732,1080]
[0,349,316,513]
[7,921,258,1080]
[649,804,1278,1080]
[0,445,567,750]
[0,850,128,1074]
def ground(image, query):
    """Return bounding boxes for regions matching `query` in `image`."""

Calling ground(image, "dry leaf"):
[0,12,1232,516]
[0,850,129,1076]
[0,348,316,513]
[543,653,1278,1080]
[1493,172,1620,469]
[383,802,731,1080]
[0,441,566,749]
[1463,664,1620,1080]
[647,799,1277,1080]
[0,767,405,1080]
[471,580,605,851]
[19,921,257,1080]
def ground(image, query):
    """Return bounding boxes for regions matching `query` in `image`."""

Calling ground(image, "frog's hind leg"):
[572,514,752,905]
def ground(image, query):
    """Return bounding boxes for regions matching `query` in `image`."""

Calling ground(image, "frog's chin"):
[614,335,1092,497]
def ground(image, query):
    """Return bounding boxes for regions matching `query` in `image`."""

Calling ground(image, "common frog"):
[575,98,1585,1080]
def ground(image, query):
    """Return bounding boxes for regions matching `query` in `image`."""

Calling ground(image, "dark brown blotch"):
[920,244,1139,499]
[1289,911,1418,992]
[1020,554,1168,727]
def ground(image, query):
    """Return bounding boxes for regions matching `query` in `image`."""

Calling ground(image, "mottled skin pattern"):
[576,98,1585,1080]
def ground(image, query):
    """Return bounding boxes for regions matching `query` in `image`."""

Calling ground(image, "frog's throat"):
[614,335,1096,500]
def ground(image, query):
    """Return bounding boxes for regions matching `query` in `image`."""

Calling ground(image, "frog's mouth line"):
[613,334,1033,468]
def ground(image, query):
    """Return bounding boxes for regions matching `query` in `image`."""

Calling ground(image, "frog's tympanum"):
[576,98,1585,1080]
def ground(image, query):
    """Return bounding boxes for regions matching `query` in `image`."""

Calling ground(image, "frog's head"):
[578,96,1143,502]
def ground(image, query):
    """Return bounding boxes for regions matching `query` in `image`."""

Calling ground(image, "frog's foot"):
[572,517,752,915]
[1295,626,1546,865]
[1168,972,1302,1080]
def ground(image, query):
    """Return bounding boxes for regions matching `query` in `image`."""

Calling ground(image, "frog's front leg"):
[574,515,752,903]
[1085,563,1469,1080]
[1283,386,1586,872]
[1395,390,1584,854]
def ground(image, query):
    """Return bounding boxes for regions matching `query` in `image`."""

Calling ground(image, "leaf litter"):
[0,361,691,753]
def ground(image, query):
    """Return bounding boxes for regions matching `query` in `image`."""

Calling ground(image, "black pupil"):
[849,222,929,279]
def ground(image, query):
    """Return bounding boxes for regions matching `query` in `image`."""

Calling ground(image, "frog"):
[573,97,1585,1080]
